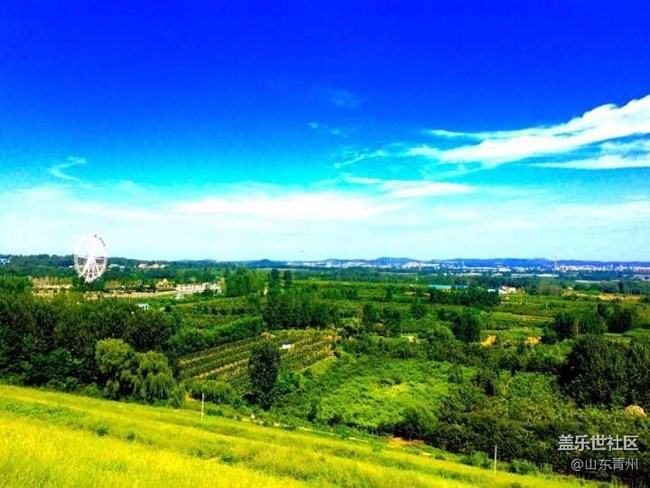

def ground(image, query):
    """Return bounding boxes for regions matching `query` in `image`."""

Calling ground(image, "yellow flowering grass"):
[0,385,595,487]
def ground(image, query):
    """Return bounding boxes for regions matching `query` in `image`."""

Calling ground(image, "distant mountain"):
[3,254,650,269]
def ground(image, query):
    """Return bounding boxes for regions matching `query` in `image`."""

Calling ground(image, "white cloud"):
[537,139,650,169]
[176,192,402,220]
[343,175,474,198]
[333,150,387,169]
[309,121,347,137]
[1,180,648,261]
[19,185,71,200]
[407,95,650,168]
[389,183,473,198]
[48,157,87,181]
[538,155,650,170]
[551,200,650,224]
[325,88,362,108]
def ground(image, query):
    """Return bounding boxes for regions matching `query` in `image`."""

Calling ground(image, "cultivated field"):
[179,329,332,390]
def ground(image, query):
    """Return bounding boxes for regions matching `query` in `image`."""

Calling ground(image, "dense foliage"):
[248,341,281,409]
[1,263,649,484]
[560,335,650,408]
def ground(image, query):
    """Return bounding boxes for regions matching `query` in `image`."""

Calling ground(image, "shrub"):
[169,384,186,408]
[94,423,109,437]
[187,380,236,405]
[393,406,436,441]
[447,364,464,384]
[509,459,537,475]
[462,451,491,469]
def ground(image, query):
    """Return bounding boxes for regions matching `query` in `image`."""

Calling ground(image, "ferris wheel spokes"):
[74,233,108,283]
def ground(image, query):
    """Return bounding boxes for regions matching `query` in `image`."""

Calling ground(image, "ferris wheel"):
[73,233,108,283]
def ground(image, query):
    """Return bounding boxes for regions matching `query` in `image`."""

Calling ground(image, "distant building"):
[174,281,222,296]
[156,278,174,290]
[498,286,518,295]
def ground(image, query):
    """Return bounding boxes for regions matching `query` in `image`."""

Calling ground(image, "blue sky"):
[1,1,649,260]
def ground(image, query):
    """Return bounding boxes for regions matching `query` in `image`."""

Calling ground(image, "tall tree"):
[410,299,427,319]
[452,310,481,343]
[559,335,627,407]
[607,306,634,333]
[95,339,138,399]
[248,341,281,409]
[361,303,380,330]
[282,269,293,288]
[269,268,281,293]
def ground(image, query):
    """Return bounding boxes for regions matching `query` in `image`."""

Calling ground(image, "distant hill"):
[2,254,649,269]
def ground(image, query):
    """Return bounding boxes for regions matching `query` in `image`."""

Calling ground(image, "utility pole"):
[201,393,205,421]
[493,444,497,474]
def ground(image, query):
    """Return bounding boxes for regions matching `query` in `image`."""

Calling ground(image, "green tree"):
[187,380,236,404]
[452,310,481,343]
[124,309,173,352]
[248,341,281,409]
[134,351,176,402]
[607,306,634,333]
[553,312,580,340]
[361,303,379,330]
[626,337,650,408]
[95,339,138,399]
[283,270,293,288]
[384,286,394,302]
[23,348,81,389]
[579,310,606,335]
[269,268,281,293]
[394,406,436,441]
[541,326,558,345]
[410,299,427,319]
[553,310,605,340]
[382,307,402,337]
[225,267,257,297]
[473,368,499,396]
[559,335,628,407]
[422,323,458,361]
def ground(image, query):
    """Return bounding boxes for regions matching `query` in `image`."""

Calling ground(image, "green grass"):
[0,385,596,487]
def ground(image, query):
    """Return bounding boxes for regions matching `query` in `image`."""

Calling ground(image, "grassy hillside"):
[0,385,595,488]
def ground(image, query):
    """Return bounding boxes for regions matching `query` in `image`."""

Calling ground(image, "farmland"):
[179,330,332,391]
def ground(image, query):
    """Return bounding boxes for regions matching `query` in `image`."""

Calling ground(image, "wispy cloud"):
[48,157,87,182]
[321,88,362,108]
[1,181,647,260]
[176,192,403,220]
[343,175,474,198]
[536,139,650,170]
[406,95,650,169]
[538,155,650,170]
[309,121,347,137]
[19,185,71,200]
[332,150,387,169]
